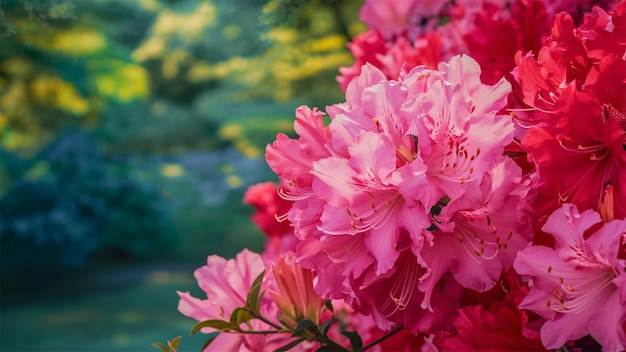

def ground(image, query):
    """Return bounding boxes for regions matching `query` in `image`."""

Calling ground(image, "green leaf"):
[168,336,181,350]
[245,270,265,314]
[150,342,170,352]
[191,319,237,335]
[275,338,306,352]
[291,319,316,337]
[341,330,363,351]
[324,300,334,313]
[316,346,339,352]
[430,204,442,216]
[201,332,220,351]
[230,307,255,326]
[319,317,333,335]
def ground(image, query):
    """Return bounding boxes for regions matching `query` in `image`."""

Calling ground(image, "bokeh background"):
[0,0,364,350]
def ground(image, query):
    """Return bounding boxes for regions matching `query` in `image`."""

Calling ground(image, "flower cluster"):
[171,0,626,351]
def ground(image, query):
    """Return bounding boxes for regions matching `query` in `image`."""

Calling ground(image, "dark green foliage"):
[0,129,175,276]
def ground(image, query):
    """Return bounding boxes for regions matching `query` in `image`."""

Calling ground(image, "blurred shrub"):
[0,130,175,277]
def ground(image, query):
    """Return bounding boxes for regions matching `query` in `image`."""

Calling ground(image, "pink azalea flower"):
[296,233,374,302]
[266,106,335,198]
[354,249,464,334]
[177,249,264,323]
[420,157,534,300]
[269,55,524,334]
[266,106,337,240]
[312,131,430,275]
[269,252,324,329]
[358,0,448,39]
[177,250,306,351]
[401,55,515,203]
[514,204,626,350]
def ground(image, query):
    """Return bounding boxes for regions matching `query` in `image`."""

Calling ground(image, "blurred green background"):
[0,0,364,350]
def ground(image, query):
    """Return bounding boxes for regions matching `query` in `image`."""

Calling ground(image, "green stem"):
[237,330,282,335]
[356,326,403,352]
[317,334,352,352]
[255,313,284,331]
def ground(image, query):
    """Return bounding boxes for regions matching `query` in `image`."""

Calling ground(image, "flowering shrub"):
[163,0,626,351]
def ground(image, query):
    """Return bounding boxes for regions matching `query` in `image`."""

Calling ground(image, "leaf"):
[245,270,265,315]
[319,317,333,335]
[191,319,237,335]
[275,338,306,352]
[324,300,334,313]
[341,330,363,351]
[150,342,170,352]
[229,307,255,326]
[201,332,220,351]
[316,346,339,352]
[168,336,181,350]
[291,319,316,337]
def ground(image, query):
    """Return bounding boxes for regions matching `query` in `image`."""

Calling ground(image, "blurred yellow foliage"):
[162,50,189,79]
[133,1,217,62]
[263,27,298,44]
[235,140,261,158]
[139,0,162,12]
[2,131,40,152]
[17,21,106,56]
[92,61,150,102]
[218,124,262,158]
[30,75,90,115]
[160,164,185,177]
[0,113,7,130]
[0,58,94,153]
[308,35,346,52]
[132,37,167,62]
[218,124,243,139]
[53,29,106,56]
[226,174,243,188]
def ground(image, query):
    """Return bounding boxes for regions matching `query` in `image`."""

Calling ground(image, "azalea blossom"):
[523,85,626,221]
[337,30,443,92]
[243,182,293,243]
[177,250,305,351]
[266,54,532,334]
[421,157,534,299]
[269,252,325,330]
[514,204,626,350]
[519,1,626,221]
[358,0,451,39]
[442,268,546,350]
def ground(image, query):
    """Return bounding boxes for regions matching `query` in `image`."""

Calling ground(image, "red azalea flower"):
[243,182,293,241]
[466,0,551,85]
[443,268,546,350]
[523,86,626,220]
